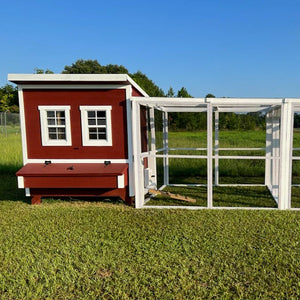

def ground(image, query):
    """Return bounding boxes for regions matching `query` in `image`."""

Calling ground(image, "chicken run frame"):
[131,97,300,210]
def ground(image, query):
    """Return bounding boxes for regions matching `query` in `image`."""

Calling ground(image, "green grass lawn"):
[0,199,300,299]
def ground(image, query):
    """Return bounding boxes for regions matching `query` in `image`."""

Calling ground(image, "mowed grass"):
[0,128,300,298]
[0,200,300,299]
[0,129,22,174]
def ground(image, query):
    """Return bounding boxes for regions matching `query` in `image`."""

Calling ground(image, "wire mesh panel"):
[0,112,20,136]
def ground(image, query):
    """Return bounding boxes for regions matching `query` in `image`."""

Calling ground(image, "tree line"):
[0,59,282,130]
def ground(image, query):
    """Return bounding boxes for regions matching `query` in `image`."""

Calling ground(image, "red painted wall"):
[23,89,128,159]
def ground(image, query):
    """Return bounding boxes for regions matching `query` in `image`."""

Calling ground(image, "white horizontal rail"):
[155,154,207,159]
[169,184,207,187]
[168,147,207,151]
[148,154,280,160]
[218,147,265,151]
[143,205,278,210]
[217,184,265,187]
[169,184,265,187]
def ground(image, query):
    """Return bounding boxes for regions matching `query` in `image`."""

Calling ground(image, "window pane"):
[89,128,97,133]
[49,134,57,140]
[58,133,66,139]
[49,128,57,133]
[88,118,96,125]
[47,118,56,125]
[97,119,106,126]
[98,133,106,140]
[89,133,98,139]
[88,111,95,118]
[47,111,55,118]
[97,111,106,118]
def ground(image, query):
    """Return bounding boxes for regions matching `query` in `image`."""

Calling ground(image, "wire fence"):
[0,112,20,136]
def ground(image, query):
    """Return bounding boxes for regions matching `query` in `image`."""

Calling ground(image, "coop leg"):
[31,195,41,205]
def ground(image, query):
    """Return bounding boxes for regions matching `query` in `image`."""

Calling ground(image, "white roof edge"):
[125,75,149,97]
[7,73,149,97]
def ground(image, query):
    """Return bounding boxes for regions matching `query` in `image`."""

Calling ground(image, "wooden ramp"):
[148,189,196,203]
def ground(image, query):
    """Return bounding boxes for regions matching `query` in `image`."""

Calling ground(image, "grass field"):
[0,129,300,298]
[0,200,299,299]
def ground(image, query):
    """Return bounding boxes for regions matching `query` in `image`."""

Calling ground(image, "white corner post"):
[126,97,134,196]
[265,112,272,188]
[214,110,219,186]
[132,101,144,208]
[163,111,169,186]
[278,101,294,210]
[148,107,157,187]
[207,102,213,208]
[271,111,280,201]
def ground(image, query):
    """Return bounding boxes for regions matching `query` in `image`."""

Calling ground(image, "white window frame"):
[80,105,112,146]
[38,105,72,146]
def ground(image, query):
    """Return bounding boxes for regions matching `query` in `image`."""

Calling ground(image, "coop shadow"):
[0,173,30,203]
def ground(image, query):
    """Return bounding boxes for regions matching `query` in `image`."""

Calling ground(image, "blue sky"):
[2,0,300,97]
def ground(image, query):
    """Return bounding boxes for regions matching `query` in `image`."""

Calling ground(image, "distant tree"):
[105,64,129,74]
[62,59,129,75]
[0,94,11,112]
[131,71,165,97]
[205,93,215,98]
[34,68,54,74]
[0,84,18,112]
[177,87,192,98]
[62,59,105,74]
[166,87,175,97]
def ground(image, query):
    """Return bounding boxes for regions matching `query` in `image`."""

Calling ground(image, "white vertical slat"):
[265,112,272,188]
[148,107,157,187]
[272,114,280,200]
[207,103,213,208]
[214,110,219,186]
[278,101,294,210]
[125,87,134,196]
[163,111,169,186]
[18,86,28,165]
[132,101,144,208]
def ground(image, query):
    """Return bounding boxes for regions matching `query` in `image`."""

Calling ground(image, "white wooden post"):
[126,98,134,196]
[163,111,169,186]
[132,101,144,208]
[278,101,294,210]
[214,110,219,186]
[265,112,272,188]
[207,102,213,208]
[148,107,157,187]
[272,113,280,201]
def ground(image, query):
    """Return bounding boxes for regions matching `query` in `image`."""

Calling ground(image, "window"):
[38,106,71,146]
[80,106,112,146]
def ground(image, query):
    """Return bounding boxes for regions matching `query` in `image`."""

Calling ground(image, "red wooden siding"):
[132,86,144,97]
[23,89,128,159]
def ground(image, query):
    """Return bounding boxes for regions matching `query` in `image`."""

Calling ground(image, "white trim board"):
[26,159,129,163]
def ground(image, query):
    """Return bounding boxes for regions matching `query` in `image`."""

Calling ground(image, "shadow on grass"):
[41,196,126,205]
[0,173,29,203]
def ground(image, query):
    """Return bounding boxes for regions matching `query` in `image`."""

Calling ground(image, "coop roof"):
[7,73,149,97]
